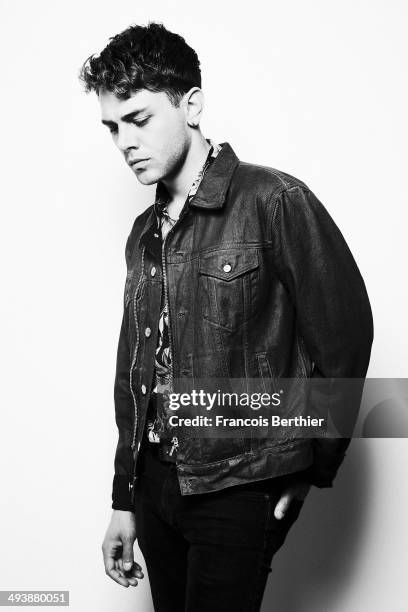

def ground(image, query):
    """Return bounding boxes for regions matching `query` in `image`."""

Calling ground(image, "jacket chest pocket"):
[124,270,138,308]
[198,248,259,331]
[124,269,146,309]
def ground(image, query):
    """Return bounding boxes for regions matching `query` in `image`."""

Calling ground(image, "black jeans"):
[134,441,305,612]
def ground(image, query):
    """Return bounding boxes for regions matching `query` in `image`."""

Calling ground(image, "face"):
[98,88,192,185]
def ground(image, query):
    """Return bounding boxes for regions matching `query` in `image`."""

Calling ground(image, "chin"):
[133,169,160,186]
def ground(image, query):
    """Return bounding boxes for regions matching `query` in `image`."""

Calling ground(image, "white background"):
[0,1,407,610]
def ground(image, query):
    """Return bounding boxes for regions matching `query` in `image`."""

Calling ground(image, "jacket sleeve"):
[111,233,137,512]
[272,185,374,487]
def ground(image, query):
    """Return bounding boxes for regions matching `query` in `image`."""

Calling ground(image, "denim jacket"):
[111,142,374,511]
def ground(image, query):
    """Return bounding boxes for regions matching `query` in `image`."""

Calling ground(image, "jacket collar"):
[186,141,240,210]
[138,141,240,252]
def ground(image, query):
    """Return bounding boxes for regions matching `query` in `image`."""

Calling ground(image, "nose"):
[116,125,139,153]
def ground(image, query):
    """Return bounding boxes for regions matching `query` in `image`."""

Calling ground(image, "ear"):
[184,87,205,127]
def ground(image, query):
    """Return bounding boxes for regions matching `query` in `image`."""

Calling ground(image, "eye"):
[132,116,150,127]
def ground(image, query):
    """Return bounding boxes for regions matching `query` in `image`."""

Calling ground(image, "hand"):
[274,480,310,520]
[102,510,144,587]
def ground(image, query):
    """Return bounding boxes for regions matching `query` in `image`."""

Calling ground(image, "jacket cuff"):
[301,464,336,488]
[112,474,135,512]
[301,450,347,488]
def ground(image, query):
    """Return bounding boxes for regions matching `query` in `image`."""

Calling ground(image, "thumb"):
[274,491,292,520]
[122,538,134,571]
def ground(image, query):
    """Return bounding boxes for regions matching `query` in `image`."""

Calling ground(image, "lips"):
[129,158,149,166]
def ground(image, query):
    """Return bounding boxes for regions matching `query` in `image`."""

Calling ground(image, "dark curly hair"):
[79,21,201,106]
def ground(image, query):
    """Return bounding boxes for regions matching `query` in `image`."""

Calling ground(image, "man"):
[79,21,373,612]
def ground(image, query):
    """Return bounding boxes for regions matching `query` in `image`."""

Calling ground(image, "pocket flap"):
[199,249,259,281]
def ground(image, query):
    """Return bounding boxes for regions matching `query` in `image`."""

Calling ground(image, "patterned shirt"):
[146,139,223,444]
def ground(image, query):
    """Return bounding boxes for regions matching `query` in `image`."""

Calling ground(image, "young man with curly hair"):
[79,21,373,612]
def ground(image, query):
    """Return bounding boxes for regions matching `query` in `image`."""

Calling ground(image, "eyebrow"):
[101,108,149,127]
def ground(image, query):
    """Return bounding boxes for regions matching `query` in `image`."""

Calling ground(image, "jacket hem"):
[176,440,314,495]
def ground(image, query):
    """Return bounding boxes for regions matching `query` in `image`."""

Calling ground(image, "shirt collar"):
[153,139,222,223]
[138,141,240,253]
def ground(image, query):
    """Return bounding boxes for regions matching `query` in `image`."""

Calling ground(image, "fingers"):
[116,560,137,587]
[102,538,144,588]
[118,558,144,585]
[103,551,132,587]
[127,562,144,579]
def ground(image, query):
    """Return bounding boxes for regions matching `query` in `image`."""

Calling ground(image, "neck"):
[161,132,211,203]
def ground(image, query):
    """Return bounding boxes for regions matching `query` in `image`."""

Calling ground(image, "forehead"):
[98,89,171,119]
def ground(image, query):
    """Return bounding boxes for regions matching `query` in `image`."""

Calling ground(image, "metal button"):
[154,233,159,238]
[141,384,147,394]
[145,327,151,337]
[223,263,232,273]
[151,267,157,277]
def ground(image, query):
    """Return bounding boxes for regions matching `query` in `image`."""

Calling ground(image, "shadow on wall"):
[262,439,371,612]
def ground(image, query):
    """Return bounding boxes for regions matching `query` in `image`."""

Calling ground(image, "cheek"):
[152,143,185,180]
[154,116,187,158]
